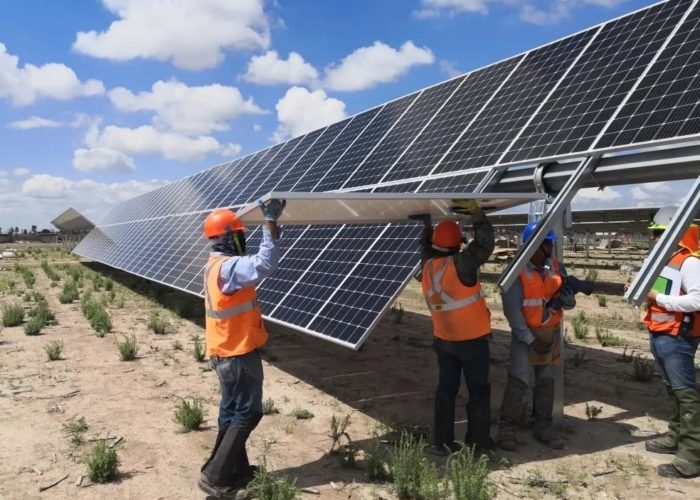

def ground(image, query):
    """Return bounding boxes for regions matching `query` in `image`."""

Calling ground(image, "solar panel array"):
[76,0,700,349]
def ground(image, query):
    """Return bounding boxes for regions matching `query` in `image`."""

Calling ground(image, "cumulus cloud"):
[414,0,488,18]
[8,116,63,129]
[73,147,136,172]
[13,167,30,177]
[324,41,434,92]
[414,0,627,24]
[630,181,676,202]
[242,50,319,86]
[84,124,240,162]
[108,80,265,135]
[73,0,270,70]
[0,172,167,229]
[273,86,346,142]
[0,43,104,106]
[574,187,622,203]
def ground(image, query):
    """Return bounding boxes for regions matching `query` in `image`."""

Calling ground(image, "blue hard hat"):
[522,222,557,243]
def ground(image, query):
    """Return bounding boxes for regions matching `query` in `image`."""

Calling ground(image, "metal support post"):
[498,155,601,292]
[625,176,700,307]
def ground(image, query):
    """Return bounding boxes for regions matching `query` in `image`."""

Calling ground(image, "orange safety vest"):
[519,259,563,329]
[204,255,268,357]
[645,247,700,338]
[421,255,491,341]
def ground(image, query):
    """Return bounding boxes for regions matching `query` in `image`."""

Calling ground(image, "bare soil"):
[1,247,699,499]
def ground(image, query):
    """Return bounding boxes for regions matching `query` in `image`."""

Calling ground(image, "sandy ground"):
[1,247,699,499]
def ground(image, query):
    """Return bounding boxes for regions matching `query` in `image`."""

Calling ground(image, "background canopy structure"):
[76,0,700,349]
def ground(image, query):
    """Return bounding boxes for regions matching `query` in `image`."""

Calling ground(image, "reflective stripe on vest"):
[204,257,259,320]
[519,258,563,329]
[421,255,491,341]
[645,248,700,337]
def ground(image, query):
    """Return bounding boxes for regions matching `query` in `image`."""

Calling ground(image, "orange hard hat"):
[203,208,246,238]
[432,220,462,250]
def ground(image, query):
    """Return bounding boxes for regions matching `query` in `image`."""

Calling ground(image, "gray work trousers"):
[508,336,555,387]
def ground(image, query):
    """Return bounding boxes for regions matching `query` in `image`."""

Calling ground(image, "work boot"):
[646,386,679,455]
[497,376,528,451]
[197,475,249,499]
[201,424,253,488]
[434,385,457,452]
[532,377,563,449]
[669,388,700,477]
[465,384,494,456]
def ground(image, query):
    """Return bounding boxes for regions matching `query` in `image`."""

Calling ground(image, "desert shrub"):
[63,417,88,445]
[85,441,119,483]
[45,340,64,360]
[391,302,404,324]
[148,312,169,335]
[246,465,298,500]
[633,355,655,382]
[29,301,56,326]
[365,437,391,481]
[595,326,624,347]
[104,278,114,291]
[2,303,24,327]
[24,316,44,335]
[59,280,80,303]
[389,431,440,500]
[329,414,352,452]
[117,334,138,361]
[172,340,183,350]
[585,402,603,420]
[572,315,588,340]
[443,445,493,500]
[193,335,205,362]
[174,398,206,432]
[262,398,280,416]
[292,408,314,420]
[585,268,598,282]
[597,295,607,307]
[41,260,61,282]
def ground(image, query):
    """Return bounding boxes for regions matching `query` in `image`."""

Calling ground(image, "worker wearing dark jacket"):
[416,204,495,455]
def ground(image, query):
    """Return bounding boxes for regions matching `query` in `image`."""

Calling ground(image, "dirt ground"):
[1,245,699,499]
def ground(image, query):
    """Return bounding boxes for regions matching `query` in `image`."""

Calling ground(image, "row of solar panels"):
[76,0,700,348]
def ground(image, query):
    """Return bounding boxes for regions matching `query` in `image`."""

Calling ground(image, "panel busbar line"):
[78,0,700,349]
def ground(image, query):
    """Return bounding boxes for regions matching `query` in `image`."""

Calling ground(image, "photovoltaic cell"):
[597,2,700,148]
[502,0,692,163]
[434,28,596,175]
[292,109,381,192]
[342,77,465,189]
[314,94,418,192]
[418,171,487,193]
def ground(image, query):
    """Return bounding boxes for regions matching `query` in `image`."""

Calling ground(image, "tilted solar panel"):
[76,0,700,348]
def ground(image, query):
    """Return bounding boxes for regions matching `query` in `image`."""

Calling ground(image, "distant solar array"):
[76,0,700,348]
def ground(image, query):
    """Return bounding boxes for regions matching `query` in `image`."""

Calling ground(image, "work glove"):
[451,199,483,216]
[257,198,286,223]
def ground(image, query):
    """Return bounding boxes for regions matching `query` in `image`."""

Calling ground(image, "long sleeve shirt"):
[656,256,700,313]
[502,259,568,345]
[420,211,495,287]
[212,227,280,293]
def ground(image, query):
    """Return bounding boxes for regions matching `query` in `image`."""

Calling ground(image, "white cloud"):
[242,50,319,86]
[414,0,488,18]
[73,0,270,70]
[85,124,240,162]
[253,124,262,132]
[13,167,30,177]
[108,80,265,135]
[324,41,434,92]
[8,116,63,129]
[73,147,136,172]
[439,60,462,78]
[219,143,242,157]
[574,187,622,202]
[0,43,104,106]
[273,86,346,142]
[0,172,167,229]
[631,181,675,201]
[414,0,627,24]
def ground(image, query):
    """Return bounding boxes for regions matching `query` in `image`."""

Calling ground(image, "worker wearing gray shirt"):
[497,222,566,451]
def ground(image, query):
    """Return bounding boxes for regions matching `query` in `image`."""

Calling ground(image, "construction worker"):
[198,199,286,499]
[414,203,495,455]
[497,222,568,451]
[642,205,700,479]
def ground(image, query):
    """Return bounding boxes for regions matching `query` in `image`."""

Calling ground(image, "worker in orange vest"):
[642,206,700,479]
[198,199,285,499]
[414,203,495,455]
[497,222,568,451]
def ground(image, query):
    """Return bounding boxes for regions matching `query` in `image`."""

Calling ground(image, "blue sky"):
[0,0,691,230]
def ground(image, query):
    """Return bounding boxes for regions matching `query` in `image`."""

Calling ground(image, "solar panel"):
[76,0,700,349]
